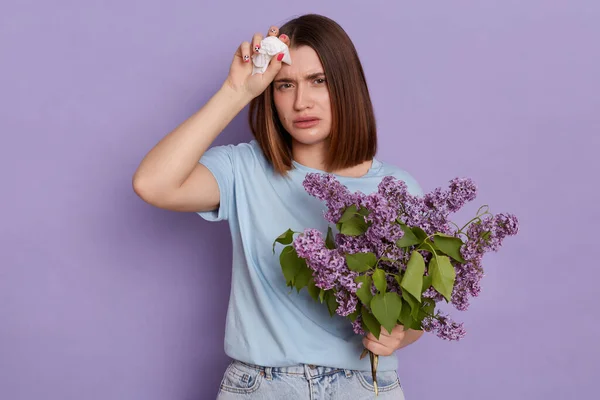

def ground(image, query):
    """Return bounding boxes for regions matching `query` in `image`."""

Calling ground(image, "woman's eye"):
[278,83,292,89]
[315,78,326,84]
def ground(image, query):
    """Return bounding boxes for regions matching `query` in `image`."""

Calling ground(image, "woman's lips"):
[293,119,320,128]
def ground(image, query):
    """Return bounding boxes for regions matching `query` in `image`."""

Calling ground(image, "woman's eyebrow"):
[274,72,325,83]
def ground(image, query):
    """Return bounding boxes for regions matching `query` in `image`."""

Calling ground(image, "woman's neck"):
[291,140,373,178]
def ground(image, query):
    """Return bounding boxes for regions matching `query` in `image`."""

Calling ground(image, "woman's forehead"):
[279,46,324,77]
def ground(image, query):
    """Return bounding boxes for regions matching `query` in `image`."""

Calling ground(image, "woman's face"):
[272,45,332,146]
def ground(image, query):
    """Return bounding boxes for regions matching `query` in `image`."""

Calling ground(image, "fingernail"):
[254,45,260,52]
[277,53,284,61]
[243,55,250,62]
[271,28,276,33]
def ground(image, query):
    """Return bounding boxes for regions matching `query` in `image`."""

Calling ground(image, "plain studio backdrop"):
[1,1,598,399]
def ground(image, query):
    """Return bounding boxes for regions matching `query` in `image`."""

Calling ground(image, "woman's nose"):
[294,86,313,110]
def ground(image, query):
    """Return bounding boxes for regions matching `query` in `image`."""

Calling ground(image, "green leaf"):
[361,305,381,340]
[338,205,359,223]
[325,291,338,316]
[430,255,456,302]
[340,215,368,236]
[371,292,403,334]
[348,308,360,322]
[422,298,436,315]
[373,269,387,293]
[355,275,373,307]
[433,234,466,263]
[273,229,295,253]
[294,265,312,293]
[411,227,428,242]
[402,289,420,319]
[396,223,421,248]
[408,315,423,330]
[398,298,413,328]
[422,275,433,293]
[279,246,303,285]
[357,207,370,217]
[319,288,325,303]
[325,226,336,249]
[417,238,438,254]
[394,274,403,289]
[400,251,425,302]
[307,279,320,301]
[345,252,377,273]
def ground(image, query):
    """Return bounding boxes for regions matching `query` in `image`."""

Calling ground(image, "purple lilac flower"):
[412,178,477,235]
[451,213,518,311]
[385,272,400,294]
[360,192,397,226]
[447,177,478,212]
[398,195,426,229]
[293,229,361,314]
[422,312,467,341]
[335,234,372,255]
[451,261,485,311]
[461,213,520,261]
[303,174,355,223]
[377,176,409,215]
[422,286,445,302]
[334,290,359,317]
[298,173,517,341]
[495,213,519,237]
[352,315,365,335]
[293,229,325,259]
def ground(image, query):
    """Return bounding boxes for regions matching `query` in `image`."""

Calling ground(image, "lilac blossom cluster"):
[422,312,467,341]
[293,229,359,316]
[295,173,519,341]
[449,212,520,312]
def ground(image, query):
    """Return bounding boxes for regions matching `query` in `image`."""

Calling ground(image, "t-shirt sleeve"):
[409,175,425,197]
[196,144,235,222]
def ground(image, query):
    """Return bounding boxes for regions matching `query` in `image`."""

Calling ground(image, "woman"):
[133,13,424,399]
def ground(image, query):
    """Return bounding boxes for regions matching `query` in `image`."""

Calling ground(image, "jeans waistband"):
[235,360,353,381]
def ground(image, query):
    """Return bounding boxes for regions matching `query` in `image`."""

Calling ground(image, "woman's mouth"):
[293,118,320,128]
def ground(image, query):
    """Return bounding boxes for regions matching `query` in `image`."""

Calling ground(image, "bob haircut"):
[248,14,377,175]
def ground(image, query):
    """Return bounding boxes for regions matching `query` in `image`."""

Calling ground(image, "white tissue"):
[251,36,292,75]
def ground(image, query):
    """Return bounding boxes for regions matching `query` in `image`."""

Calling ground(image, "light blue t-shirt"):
[198,139,423,372]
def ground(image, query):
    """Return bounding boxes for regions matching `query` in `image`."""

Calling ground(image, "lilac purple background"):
[1,1,598,399]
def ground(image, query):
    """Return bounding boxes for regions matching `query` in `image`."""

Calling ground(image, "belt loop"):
[303,364,312,380]
[264,366,273,381]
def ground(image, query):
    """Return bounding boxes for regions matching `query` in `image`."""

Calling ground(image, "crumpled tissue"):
[251,36,292,75]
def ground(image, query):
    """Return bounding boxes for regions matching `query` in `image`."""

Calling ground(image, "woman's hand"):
[223,25,291,100]
[362,324,425,356]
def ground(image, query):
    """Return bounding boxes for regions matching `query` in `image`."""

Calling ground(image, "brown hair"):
[248,14,377,175]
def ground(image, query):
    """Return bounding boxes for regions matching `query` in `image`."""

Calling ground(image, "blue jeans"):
[216,360,405,399]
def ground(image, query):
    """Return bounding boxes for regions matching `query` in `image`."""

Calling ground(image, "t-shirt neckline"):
[291,158,382,179]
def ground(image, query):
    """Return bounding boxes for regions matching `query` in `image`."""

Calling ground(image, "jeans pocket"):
[218,361,264,395]
[355,369,401,393]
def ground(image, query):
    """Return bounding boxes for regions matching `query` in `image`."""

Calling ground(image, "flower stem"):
[369,350,379,396]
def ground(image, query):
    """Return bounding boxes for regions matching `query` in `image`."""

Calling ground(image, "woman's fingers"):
[238,41,251,63]
[252,32,263,53]
[252,26,285,55]
[241,26,286,65]
[362,337,394,357]
[278,33,290,47]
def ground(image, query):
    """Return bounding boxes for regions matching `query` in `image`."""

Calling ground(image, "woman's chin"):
[289,130,330,146]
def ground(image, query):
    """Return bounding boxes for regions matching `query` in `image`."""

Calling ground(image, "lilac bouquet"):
[273,174,519,395]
